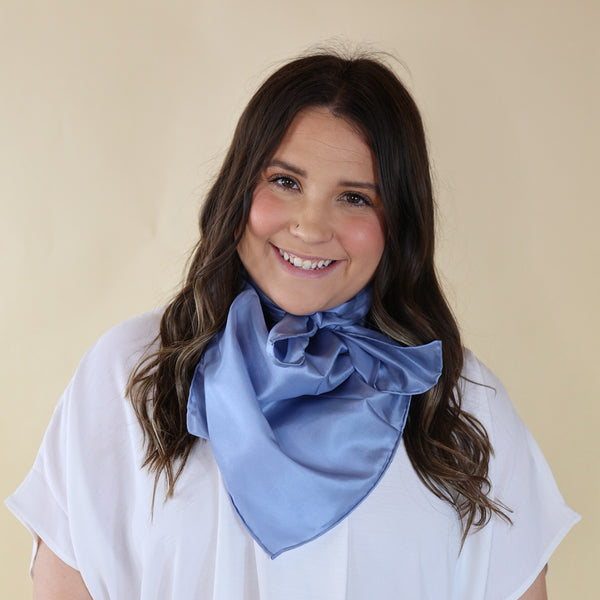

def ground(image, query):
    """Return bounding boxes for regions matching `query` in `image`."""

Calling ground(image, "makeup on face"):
[237,107,385,315]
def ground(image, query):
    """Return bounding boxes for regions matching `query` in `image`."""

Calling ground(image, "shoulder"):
[77,308,164,380]
[57,309,166,475]
[457,348,536,494]
[89,308,164,359]
[54,308,165,432]
[458,348,523,442]
[459,347,505,399]
[458,348,572,517]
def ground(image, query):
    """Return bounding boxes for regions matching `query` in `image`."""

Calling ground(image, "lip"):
[271,244,342,278]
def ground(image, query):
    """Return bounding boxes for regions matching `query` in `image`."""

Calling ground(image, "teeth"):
[278,248,333,270]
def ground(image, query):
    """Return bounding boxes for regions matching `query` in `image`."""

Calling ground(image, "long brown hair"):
[128,51,509,539]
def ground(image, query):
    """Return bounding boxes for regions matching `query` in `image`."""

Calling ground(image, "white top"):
[6,311,580,600]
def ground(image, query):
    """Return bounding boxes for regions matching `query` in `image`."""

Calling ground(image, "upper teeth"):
[279,249,333,270]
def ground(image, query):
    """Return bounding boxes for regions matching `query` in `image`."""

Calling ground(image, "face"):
[237,107,386,315]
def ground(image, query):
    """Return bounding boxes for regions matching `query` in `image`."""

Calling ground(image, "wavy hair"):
[127,51,509,540]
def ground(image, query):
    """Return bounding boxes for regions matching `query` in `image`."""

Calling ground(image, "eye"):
[341,192,373,207]
[269,175,299,190]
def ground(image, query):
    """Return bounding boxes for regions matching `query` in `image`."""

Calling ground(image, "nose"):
[289,202,334,244]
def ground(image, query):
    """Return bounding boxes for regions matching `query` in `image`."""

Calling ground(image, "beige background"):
[1,0,597,597]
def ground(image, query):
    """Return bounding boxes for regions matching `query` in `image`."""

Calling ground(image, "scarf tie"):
[187,284,442,558]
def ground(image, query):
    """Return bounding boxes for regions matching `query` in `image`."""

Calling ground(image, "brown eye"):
[342,192,372,207]
[271,175,299,190]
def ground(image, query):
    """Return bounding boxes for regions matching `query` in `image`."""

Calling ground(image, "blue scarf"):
[187,283,442,558]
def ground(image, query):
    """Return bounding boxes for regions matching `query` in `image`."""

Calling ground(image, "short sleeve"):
[5,310,161,583]
[461,351,580,600]
[6,384,78,573]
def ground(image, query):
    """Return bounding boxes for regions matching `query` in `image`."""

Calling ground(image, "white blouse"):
[6,310,579,599]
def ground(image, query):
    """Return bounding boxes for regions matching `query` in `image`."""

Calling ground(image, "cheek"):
[245,189,288,238]
[237,188,289,267]
[341,216,386,264]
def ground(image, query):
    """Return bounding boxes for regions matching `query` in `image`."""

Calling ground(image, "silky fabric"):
[187,284,443,558]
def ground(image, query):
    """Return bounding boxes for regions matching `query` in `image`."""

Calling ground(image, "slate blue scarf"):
[187,283,443,558]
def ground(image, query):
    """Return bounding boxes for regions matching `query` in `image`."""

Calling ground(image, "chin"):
[270,291,344,315]
[275,299,326,316]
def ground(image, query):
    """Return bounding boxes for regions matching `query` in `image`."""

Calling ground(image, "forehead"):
[272,107,377,180]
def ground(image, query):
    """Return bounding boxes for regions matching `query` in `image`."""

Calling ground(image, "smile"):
[278,248,335,271]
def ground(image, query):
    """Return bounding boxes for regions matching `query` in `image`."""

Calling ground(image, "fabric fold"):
[187,284,443,558]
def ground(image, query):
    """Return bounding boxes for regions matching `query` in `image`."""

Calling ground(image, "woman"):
[7,52,578,599]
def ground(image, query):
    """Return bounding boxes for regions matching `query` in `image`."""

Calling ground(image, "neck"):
[243,277,373,327]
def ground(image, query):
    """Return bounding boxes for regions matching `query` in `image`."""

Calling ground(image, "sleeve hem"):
[5,497,79,578]
[504,507,581,600]
[5,467,78,575]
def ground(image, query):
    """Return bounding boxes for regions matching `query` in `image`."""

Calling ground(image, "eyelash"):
[341,192,373,207]
[269,175,299,190]
[268,175,373,207]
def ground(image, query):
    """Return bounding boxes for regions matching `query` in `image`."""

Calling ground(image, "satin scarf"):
[187,284,442,558]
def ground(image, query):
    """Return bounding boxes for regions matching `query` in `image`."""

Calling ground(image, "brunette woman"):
[7,52,579,600]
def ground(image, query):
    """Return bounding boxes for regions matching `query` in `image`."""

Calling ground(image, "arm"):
[33,540,92,600]
[518,567,548,600]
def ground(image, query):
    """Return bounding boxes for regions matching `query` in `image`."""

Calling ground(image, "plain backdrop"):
[1,0,598,597]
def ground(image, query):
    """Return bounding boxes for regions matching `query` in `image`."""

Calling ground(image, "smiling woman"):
[6,51,578,600]
[237,107,386,314]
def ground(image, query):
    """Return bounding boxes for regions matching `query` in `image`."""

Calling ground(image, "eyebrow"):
[268,159,307,177]
[267,159,380,194]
